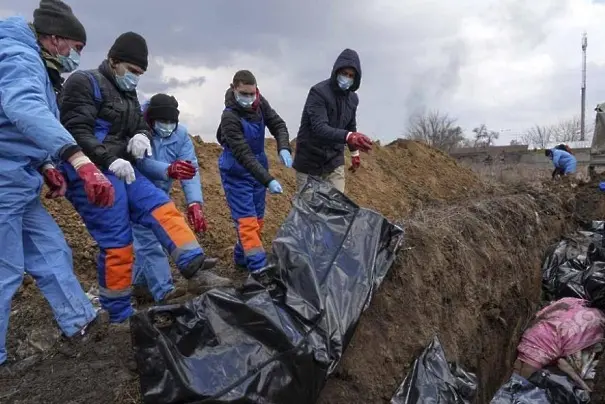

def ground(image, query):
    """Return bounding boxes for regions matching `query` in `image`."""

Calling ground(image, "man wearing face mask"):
[0,0,116,367]
[217,70,291,277]
[293,48,373,193]
[131,94,208,303]
[59,33,232,324]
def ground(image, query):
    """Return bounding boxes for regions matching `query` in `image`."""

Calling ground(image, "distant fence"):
[450,147,591,169]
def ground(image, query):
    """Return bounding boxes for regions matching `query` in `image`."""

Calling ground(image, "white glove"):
[127,133,152,159]
[108,158,136,184]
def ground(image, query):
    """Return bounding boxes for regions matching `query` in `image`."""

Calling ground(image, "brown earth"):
[0,139,598,404]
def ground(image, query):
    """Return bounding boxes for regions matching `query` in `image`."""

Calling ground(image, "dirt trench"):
[0,140,583,403]
[319,190,573,403]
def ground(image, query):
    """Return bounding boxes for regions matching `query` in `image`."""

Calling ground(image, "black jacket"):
[60,60,151,170]
[292,48,361,176]
[216,88,290,186]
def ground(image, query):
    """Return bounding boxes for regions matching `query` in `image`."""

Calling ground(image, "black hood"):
[330,48,362,92]
[224,87,239,109]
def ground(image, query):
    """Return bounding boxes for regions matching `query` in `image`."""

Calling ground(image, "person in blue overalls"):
[133,93,218,302]
[217,70,291,277]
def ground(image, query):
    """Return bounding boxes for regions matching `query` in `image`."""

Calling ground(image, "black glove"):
[552,167,563,179]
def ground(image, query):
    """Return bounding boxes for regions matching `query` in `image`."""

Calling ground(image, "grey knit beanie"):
[33,0,86,44]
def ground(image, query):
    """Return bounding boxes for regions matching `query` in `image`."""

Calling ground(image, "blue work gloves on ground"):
[279,149,292,168]
[268,179,283,194]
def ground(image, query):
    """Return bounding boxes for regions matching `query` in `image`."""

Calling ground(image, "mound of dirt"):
[4,139,560,404]
[573,180,605,226]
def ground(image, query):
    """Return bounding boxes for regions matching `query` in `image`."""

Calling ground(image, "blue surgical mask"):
[154,121,177,137]
[235,92,255,108]
[337,74,353,90]
[116,71,140,92]
[57,48,80,73]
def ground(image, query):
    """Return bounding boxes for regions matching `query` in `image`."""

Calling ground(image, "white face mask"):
[154,121,176,137]
[337,74,353,90]
[56,46,80,73]
[235,91,255,108]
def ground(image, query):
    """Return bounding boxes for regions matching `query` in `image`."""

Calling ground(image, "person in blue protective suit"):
[132,93,209,303]
[546,147,577,179]
[217,70,292,277]
[0,0,116,367]
[59,32,232,324]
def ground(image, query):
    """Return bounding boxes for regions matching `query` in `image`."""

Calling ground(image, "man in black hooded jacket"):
[293,48,373,193]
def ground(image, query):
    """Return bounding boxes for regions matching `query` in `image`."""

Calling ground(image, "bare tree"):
[471,124,499,148]
[510,139,522,145]
[552,116,581,142]
[521,116,594,147]
[520,125,552,148]
[404,110,466,152]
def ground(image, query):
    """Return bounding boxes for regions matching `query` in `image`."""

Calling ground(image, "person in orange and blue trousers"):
[59,32,232,323]
[217,70,291,279]
[132,94,209,302]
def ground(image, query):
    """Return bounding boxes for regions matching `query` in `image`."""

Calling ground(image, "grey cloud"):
[452,61,605,143]
[141,75,206,94]
[487,0,569,50]
[4,0,584,144]
[404,37,468,118]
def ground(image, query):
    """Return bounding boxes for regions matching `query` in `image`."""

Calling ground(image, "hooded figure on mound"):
[293,48,373,194]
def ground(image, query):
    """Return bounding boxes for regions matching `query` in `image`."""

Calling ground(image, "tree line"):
[403,110,594,152]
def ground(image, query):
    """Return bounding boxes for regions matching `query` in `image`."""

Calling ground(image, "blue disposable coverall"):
[0,16,96,364]
[550,148,577,174]
[219,109,269,273]
[132,101,203,301]
[60,70,206,323]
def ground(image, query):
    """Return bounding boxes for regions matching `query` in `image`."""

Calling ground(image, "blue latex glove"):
[279,149,292,168]
[268,179,283,194]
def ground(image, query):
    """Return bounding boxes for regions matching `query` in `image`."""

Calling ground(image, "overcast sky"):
[3,0,605,145]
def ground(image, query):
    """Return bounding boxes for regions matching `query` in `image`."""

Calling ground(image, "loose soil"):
[0,139,595,403]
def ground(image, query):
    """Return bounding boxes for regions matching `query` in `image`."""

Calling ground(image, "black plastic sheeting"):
[490,370,590,404]
[490,221,605,403]
[541,221,605,310]
[390,336,477,404]
[131,177,404,404]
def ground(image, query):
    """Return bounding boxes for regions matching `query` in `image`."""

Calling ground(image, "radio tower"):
[581,32,587,141]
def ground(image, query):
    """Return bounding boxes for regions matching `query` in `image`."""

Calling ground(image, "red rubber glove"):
[346,132,373,153]
[167,160,196,180]
[349,154,361,172]
[76,163,115,207]
[42,166,67,199]
[187,203,208,233]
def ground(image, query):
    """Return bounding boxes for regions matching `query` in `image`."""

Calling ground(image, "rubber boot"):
[187,270,233,295]
[132,284,154,303]
[69,309,110,342]
[182,255,233,295]
[58,310,111,359]
[158,284,187,304]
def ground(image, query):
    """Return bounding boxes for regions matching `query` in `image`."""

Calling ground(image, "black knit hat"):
[33,0,86,44]
[108,32,148,71]
[147,94,179,122]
